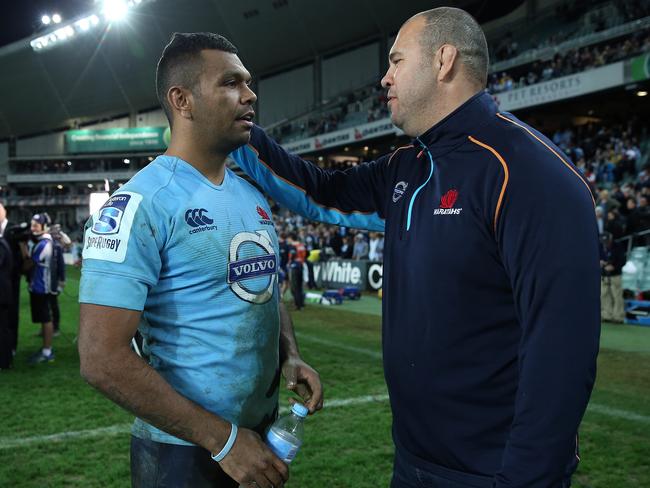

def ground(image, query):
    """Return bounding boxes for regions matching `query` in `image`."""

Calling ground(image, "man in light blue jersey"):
[78,33,322,488]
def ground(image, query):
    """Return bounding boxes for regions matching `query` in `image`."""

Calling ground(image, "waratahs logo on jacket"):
[434,189,463,215]
[257,205,273,226]
[227,230,278,304]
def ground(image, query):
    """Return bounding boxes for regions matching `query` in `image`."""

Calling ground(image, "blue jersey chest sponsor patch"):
[227,230,278,304]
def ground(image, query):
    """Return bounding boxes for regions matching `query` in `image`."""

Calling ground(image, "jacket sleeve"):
[494,151,600,487]
[230,125,387,231]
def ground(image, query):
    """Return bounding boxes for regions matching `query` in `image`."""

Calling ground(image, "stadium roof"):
[0,0,513,140]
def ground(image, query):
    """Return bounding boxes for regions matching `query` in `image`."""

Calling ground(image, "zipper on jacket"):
[405,138,435,233]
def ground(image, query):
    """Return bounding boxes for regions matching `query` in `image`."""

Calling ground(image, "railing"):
[3,195,90,206]
[615,229,650,255]
[490,16,650,73]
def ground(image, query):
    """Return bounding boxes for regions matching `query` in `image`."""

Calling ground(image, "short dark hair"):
[415,7,489,87]
[156,32,238,126]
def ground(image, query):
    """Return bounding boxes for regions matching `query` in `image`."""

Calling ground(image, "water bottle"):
[265,403,309,464]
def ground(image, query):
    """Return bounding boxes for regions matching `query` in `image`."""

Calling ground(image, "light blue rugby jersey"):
[79,155,281,445]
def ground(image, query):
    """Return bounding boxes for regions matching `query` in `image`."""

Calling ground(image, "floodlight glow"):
[123,158,130,164]
[90,15,100,26]
[89,192,110,214]
[76,18,91,31]
[41,15,51,25]
[52,13,62,24]
[57,184,64,190]
[638,91,648,97]
[102,0,129,21]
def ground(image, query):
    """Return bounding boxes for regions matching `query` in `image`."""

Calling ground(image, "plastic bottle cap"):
[291,403,309,418]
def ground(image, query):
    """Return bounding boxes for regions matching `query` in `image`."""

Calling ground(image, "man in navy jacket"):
[233,7,600,487]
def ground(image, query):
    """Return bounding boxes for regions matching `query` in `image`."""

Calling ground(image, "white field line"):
[296,332,382,359]
[0,394,390,450]
[2,334,647,449]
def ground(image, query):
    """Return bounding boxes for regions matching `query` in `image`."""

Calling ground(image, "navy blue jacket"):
[233,91,601,487]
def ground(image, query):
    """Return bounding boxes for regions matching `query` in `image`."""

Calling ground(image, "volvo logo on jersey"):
[185,208,217,234]
[227,230,277,304]
[434,189,463,215]
[92,194,131,234]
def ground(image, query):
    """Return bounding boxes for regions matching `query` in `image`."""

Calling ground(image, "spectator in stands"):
[599,232,626,323]
[340,235,354,259]
[368,232,384,261]
[20,213,56,364]
[352,233,369,260]
[287,232,307,310]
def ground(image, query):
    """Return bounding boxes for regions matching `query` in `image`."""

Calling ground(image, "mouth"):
[236,111,255,127]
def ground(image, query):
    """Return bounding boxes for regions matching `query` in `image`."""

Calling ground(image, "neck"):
[417,84,481,136]
[165,130,229,185]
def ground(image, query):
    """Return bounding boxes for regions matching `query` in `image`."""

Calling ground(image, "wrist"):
[210,422,238,463]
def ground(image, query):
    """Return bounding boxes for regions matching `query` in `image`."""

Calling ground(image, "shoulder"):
[468,112,593,201]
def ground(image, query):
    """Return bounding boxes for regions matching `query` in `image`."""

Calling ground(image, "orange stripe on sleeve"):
[467,136,509,234]
[495,113,596,206]
[387,145,413,165]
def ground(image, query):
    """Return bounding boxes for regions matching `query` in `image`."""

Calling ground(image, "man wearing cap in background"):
[19,213,56,364]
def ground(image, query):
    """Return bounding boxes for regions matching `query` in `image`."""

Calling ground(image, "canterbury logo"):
[185,208,214,227]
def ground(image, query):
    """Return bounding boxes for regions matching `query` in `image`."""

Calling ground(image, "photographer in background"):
[0,212,13,369]
[19,213,56,364]
[0,202,24,358]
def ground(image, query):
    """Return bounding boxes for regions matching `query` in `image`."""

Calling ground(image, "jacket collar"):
[413,90,498,159]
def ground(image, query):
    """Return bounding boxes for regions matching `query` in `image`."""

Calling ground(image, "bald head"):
[408,7,489,88]
[0,203,6,223]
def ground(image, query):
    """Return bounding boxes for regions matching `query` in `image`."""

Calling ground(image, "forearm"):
[81,345,230,454]
[279,302,300,364]
[232,127,386,231]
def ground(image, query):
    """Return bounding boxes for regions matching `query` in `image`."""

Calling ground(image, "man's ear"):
[168,86,194,121]
[436,44,459,82]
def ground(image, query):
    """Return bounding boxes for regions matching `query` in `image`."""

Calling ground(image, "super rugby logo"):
[185,208,217,234]
[392,181,408,203]
[92,195,130,234]
[434,189,463,215]
[227,230,277,304]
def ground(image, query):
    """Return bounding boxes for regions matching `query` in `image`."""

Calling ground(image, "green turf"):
[1,267,649,487]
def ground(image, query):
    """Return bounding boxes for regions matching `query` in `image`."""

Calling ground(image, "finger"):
[302,374,323,413]
[270,456,290,483]
[264,464,285,488]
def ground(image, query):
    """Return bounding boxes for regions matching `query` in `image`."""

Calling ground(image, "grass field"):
[1,266,649,487]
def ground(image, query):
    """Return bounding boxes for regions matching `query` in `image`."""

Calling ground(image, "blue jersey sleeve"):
[230,125,386,231]
[79,191,163,312]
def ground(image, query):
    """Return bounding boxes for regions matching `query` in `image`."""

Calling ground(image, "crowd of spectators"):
[270,84,389,143]
[489,28,650,93]
[492,0,650,63]
[272,24,650,144]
